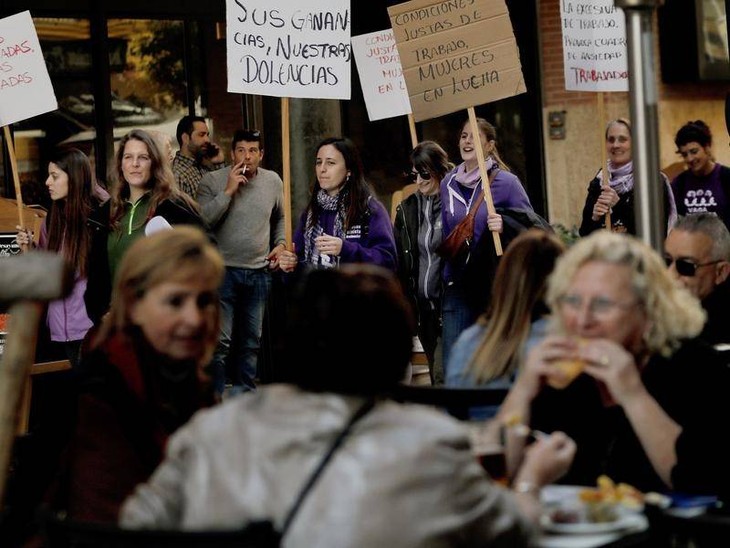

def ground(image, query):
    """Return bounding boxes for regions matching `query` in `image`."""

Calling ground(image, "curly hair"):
[546,231,705,357]
[674,120,713,149]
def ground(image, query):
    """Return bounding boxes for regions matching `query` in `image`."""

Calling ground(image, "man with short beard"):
[172,115,225,198]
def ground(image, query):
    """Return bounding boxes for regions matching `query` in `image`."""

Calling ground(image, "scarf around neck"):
[597,160,634,195]
[454,157,496,189]
[303,189,346,268]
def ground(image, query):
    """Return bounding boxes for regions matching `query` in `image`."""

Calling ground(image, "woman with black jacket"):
[394,141,451,384]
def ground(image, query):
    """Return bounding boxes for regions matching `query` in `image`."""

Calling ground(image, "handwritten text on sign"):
[226,0,351,100]
[388,0,525,122]
[351,30,411,122]
[0,11,57,126]
[560,0,628,92]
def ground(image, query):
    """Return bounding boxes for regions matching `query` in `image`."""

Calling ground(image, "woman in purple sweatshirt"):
[289,137,397,272]
[16,147,107,366]
[440,118,533,375]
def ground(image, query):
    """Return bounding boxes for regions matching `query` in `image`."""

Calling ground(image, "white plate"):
[540,512,646,535]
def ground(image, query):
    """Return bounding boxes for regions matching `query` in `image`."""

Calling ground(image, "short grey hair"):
[671,213,730,261]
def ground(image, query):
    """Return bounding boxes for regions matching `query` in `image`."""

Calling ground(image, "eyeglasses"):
[407,169,432,183]
[664,256,723,277]
[557,294,638,317]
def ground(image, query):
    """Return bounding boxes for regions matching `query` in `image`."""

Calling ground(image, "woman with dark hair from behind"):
[283,137,397,272]
[120,264,576,546]
[16,147,108,366]
[394,141,452,385]
[671,120,730,229]
[85,128,207,324]
[446,230,565,418]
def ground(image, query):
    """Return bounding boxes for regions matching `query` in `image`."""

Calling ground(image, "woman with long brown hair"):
[85,129,206,324]
[16,147,107,366]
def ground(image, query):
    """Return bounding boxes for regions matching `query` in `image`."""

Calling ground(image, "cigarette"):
[242,165,247,174]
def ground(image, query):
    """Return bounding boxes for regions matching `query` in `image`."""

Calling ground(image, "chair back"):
[42,511,281,548]
[389,385,508,420]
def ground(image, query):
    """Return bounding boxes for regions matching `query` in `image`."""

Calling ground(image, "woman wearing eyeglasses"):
[394,141,452,385]
[440,118,533,374]
[496,231,730,494]
[288,137,397,272]
[579,118,677,236]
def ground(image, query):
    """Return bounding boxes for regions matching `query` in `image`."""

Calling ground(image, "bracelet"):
[513,481,541,497]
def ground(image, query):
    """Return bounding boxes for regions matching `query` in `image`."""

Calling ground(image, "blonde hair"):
[468,230,565,383]
[546,231,705,357]
[94,226,224,368]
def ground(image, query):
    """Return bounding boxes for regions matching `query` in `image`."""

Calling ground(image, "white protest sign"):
[0,11,57,126]
[351,30,411,122]
[226,0,351,100]
[560,0,628,92]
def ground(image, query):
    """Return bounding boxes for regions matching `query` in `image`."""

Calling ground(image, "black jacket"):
[579,174,674,237]
[84,197,206,325]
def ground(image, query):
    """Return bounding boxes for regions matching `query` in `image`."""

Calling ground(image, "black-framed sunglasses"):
[407,169,431,182]
[664,256,723,277]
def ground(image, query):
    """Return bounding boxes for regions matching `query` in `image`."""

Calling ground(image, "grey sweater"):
[197,167,285,269]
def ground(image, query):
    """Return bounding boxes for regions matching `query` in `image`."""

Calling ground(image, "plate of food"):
[541,476,646,534]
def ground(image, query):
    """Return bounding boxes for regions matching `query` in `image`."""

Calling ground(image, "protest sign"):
[560,0,628,92]
[352,29,411,122]
[226,0,351,100]
[0,11,57,126]
[388,0,525,122]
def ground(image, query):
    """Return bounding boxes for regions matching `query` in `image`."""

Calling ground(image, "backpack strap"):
[280,397,375,537]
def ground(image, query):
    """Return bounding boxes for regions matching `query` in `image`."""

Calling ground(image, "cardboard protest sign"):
[388,0,525,122]
[226,0,351,100]
[560,0,628,92]
[0,11,57,127]
[351,29,411,122]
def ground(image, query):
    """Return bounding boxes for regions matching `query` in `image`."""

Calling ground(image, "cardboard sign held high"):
[388,0,525,122]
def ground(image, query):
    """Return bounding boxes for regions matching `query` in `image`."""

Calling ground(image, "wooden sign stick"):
[281,97,292,249]
[468,107,503,256]
[3,126,27,251]
[597,93,612,230]
[407,113,418,149]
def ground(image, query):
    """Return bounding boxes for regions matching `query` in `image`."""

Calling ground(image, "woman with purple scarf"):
[440,118,533,373]
[579,118,677,236]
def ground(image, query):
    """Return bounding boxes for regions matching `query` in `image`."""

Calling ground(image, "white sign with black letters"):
[226,0,351,99]
[560,0,628,92]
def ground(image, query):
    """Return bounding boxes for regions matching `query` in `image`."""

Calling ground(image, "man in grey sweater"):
[197,129,287,397]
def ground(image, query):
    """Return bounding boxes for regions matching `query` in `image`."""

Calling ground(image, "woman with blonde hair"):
[85,129,206,324]
[446,230,565,416]
[58,227,223,523]
[496,231,730,494]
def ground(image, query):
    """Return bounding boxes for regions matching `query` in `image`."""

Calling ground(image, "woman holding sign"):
[15,148,107,367]
[439,118,533,373]
[579,118,676,236]
[288,137,397,272]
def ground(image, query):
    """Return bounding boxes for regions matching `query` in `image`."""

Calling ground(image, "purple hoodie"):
[440,164,533,283]
[40,221,93,342]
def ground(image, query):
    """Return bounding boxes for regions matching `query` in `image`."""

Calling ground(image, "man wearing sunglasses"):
[664,213,730,344]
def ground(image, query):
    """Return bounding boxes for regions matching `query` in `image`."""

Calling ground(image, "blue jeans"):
[210,267,271,395]
[441,282,479,378]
